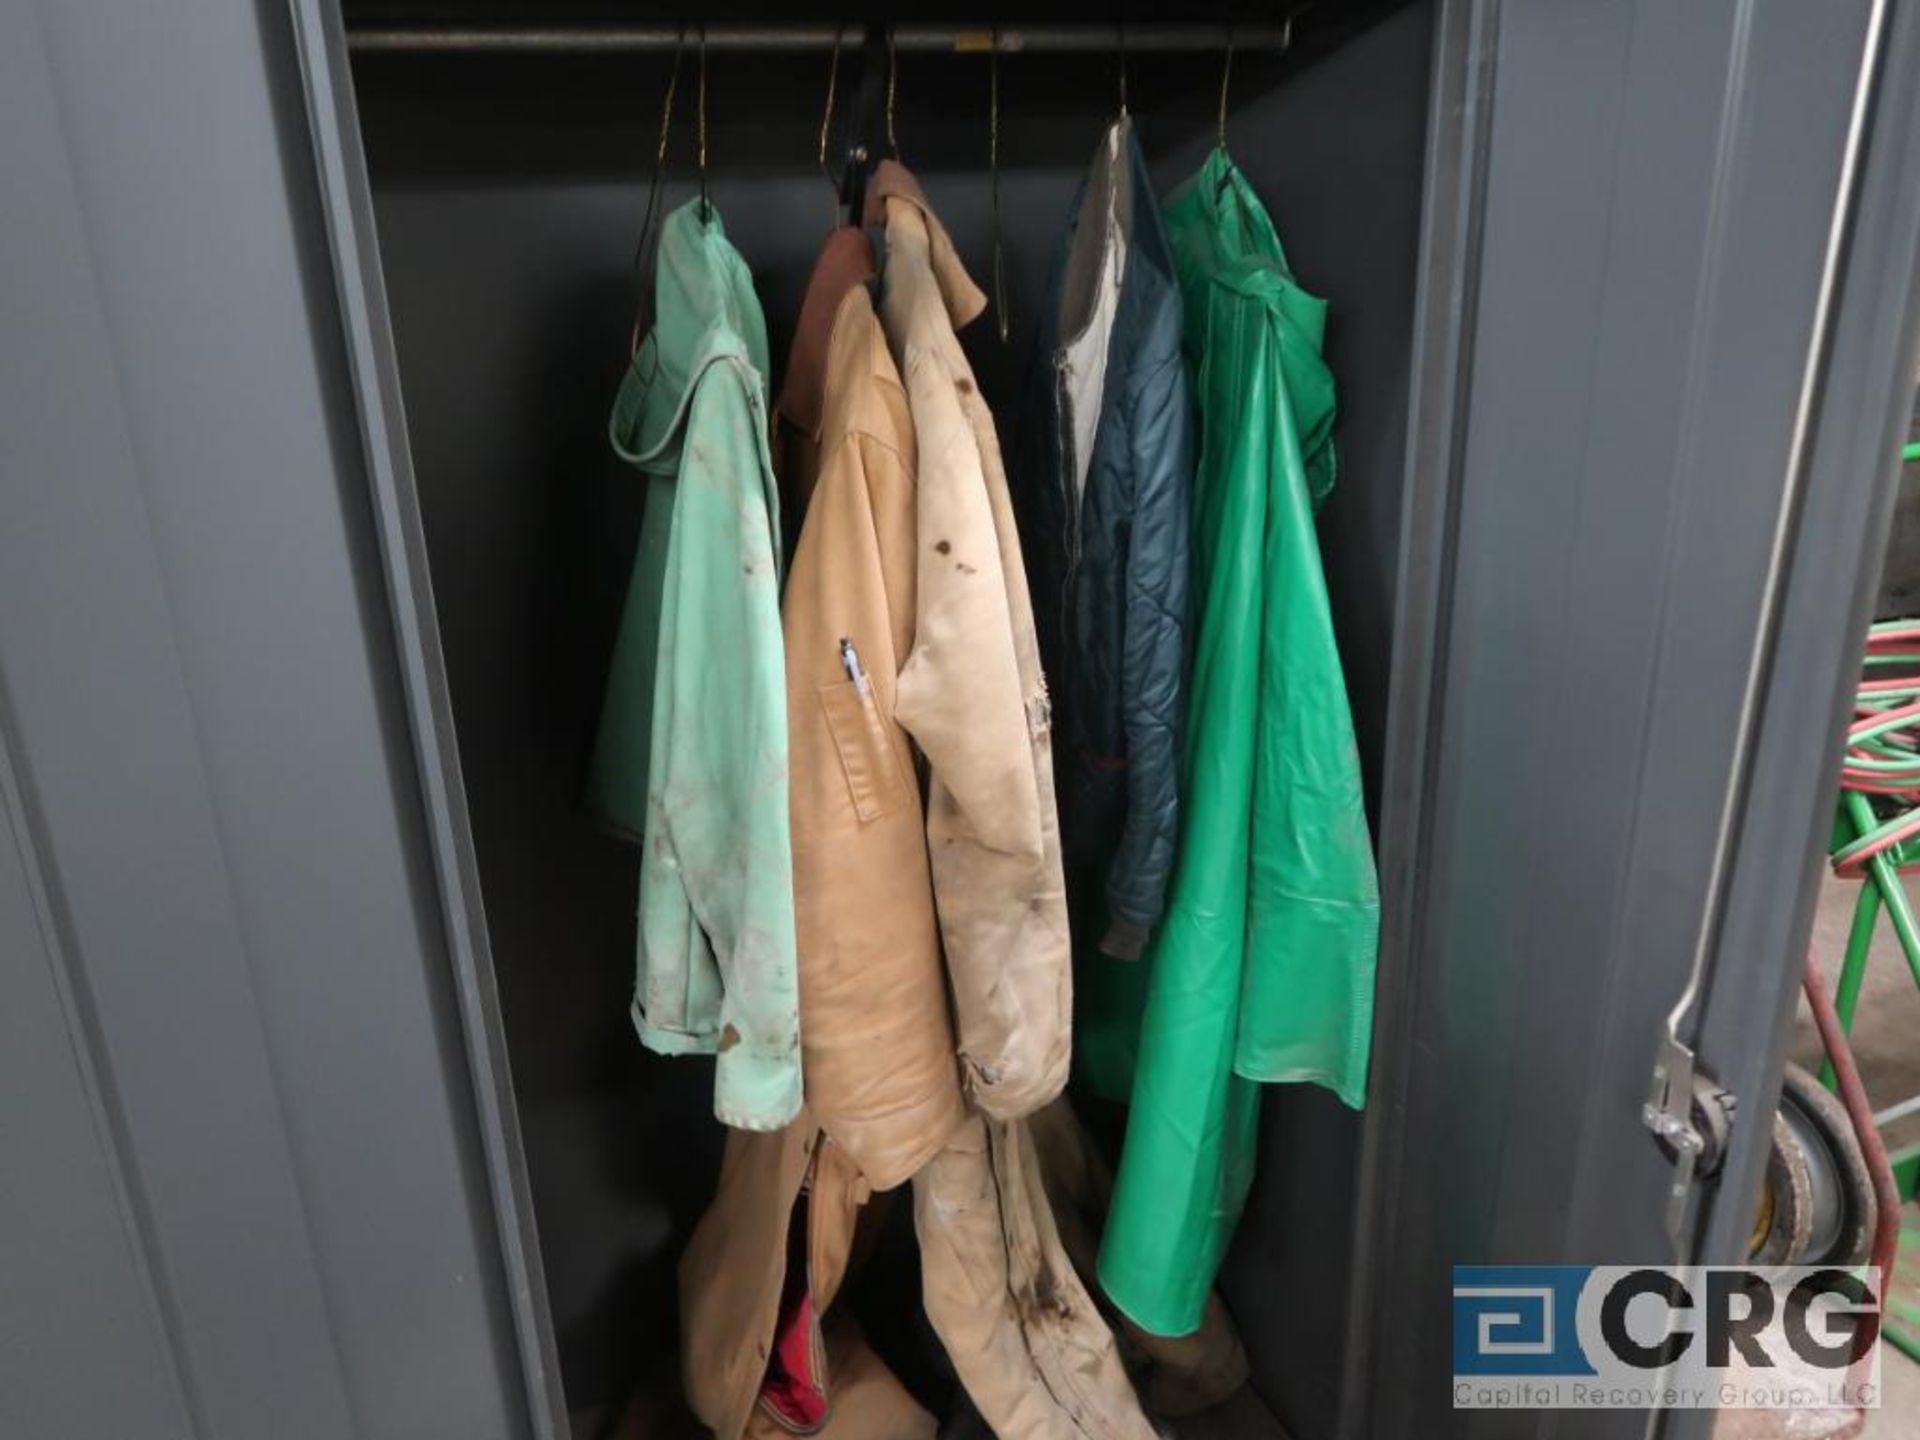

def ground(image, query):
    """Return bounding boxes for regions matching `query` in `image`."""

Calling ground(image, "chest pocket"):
[818,680,908,824]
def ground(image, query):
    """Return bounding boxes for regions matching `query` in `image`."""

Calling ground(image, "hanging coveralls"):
[1097,150,1380,1337]
[865,159,1156,1440]
[585,199,800,1133]
[861,159,1072,1121]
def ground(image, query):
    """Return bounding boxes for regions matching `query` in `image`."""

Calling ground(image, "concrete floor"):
[1716,874,1920,1440]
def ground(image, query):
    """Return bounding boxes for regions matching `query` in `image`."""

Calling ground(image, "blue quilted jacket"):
[1013,117,1194,987]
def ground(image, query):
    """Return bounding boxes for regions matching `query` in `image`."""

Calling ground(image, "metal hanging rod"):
[346,23,1289,56]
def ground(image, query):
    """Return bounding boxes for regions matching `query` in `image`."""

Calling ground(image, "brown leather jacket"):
[864,161,1073,1121]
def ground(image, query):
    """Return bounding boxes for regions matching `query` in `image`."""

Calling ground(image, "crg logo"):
[1452,1265,1880,1409]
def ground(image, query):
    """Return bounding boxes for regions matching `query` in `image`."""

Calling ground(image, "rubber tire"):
[1776,1061,1878,1267]
[1750,1113,1816,1266]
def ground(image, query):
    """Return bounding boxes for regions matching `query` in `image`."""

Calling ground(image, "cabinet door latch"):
[1644,1037,1737,1245]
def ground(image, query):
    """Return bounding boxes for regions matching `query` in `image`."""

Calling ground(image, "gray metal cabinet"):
[0,3,531,1437]
[3,3,1919,1440]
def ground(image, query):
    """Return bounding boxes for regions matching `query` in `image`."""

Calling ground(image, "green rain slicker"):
[1096,150,1379,1336]
[585,201,800,1134]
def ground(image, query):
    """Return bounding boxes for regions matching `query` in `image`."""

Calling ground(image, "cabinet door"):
[0,3,552,1437]
[1348,2,1920,1438]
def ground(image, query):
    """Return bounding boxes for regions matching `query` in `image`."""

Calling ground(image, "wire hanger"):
[1216,13,1292,194]
[1114,20,1129,120]
[631,27,687,354]
[885,25,901,157]
[989,25,1008,342]
[1216,24,1235,153]
[696,23,711,220]
[817,24,844,227]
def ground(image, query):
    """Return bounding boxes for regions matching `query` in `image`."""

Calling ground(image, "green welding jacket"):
[584,200,800,1134]
[1096,149,1380,1337]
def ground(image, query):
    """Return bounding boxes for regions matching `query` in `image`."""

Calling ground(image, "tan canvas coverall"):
[862,160,1072,1122]
[867,162,1156,1440]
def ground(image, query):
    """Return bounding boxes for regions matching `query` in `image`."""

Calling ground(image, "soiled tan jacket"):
[864,161,1072,1121]
[678,232,961,1440]
[775,228,967,1190]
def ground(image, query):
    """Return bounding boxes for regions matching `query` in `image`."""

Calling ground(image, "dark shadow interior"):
[344,2,1435,1430]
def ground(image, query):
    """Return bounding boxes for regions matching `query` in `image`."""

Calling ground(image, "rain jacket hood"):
[1166,150,1336,509]
[609,201,774,476]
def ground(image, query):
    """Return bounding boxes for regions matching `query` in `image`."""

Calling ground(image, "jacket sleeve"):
[1234,343,1378,1108]
[893,371,1044,864]
[639,366,802,1131]
[1100,347,1194,958]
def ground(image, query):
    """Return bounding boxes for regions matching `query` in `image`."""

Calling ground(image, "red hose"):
[1832,623,1920,870]
[1801,949,1901,1434]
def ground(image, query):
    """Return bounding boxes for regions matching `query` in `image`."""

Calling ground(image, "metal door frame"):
[282,1,569,1436]
[1,0,555,1433]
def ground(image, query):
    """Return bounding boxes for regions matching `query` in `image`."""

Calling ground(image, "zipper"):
[983,1123,1111,1438]
[1053,358,1082,670]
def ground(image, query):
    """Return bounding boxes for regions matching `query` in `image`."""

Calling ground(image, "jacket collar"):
[610,200,770,474]
[1056,116,1132,354]
[862,159,988,332]
[1036,118,1185,360]
[775,227,877,441]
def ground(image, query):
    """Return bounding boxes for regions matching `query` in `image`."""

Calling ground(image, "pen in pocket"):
[839,637,871,701]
